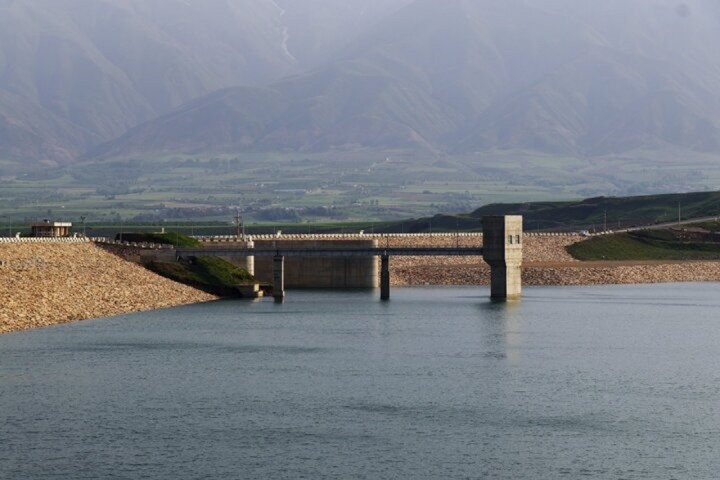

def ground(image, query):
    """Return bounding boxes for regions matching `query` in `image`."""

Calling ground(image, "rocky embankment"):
[0,242,216,334]
[387,234,577,286]
[522,261,720,286]
[385,234,720,286]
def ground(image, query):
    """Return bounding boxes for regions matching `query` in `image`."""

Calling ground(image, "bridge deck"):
[176,247,484,258]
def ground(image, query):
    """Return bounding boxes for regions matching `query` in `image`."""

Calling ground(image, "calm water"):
[2,284,720,479]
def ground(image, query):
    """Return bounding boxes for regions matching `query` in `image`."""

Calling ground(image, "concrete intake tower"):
[482,215,523,299]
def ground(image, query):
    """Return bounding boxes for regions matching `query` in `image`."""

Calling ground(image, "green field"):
[3,148,720,225]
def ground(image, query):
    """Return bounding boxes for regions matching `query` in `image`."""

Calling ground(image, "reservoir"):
[2,284,720,479]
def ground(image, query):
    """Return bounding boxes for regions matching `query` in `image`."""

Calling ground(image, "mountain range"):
[0,0,410,167]
[3,0,720,171]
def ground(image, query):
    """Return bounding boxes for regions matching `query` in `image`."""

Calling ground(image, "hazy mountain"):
[0,90,97,167]
[89,61,459,157]
[0,0,410,166]
[93,0,720,160]
[5,0,720,168]
[273,0,413,68]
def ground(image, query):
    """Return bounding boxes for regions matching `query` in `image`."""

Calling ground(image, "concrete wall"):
[253,240,379,289]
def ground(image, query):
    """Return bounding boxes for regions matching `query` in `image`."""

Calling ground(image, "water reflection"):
[478,298,524,365]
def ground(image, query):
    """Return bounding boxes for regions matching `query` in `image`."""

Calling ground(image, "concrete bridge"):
[176,216,523,301]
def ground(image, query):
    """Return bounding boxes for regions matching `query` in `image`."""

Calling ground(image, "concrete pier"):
[482,216,523,299]
[380,254,390,300]
[273,255,285,300]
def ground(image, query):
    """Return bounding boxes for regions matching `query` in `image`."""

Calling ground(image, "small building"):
[31,220,72,238]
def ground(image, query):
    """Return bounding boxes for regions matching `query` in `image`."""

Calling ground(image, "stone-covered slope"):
[0,242,216,334]
[386,233,720,287]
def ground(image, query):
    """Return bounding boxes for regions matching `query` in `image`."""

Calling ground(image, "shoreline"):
[4,235,720,335]
[1,299,220,336]
[393,261,720,287]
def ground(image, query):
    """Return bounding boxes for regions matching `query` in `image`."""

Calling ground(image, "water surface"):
[2,284,720,479]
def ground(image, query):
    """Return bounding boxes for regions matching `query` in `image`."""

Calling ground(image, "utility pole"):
[604,210,607,231]
[80,216,86,236]
[678,202,681,225]
[235,209,243,239]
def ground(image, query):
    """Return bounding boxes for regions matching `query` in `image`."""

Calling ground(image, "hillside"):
[0,91,96,170]
[92,0,720,160]
[471,190,720,231]
[369,190,720,233]
[567,228,720,261]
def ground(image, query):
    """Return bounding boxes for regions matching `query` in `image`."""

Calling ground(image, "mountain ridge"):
[91,0,720,161]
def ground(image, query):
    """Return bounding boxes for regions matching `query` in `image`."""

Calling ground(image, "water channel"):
[2,284,720,479]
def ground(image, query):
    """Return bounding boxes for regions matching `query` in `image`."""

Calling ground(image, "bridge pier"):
[482,216,523,299]
[273,255,285,301]
[380,254,390,300]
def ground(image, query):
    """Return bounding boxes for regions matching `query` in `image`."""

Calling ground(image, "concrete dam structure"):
[197,239,379,289]
[252,239,379,289]
[179,215,524,300]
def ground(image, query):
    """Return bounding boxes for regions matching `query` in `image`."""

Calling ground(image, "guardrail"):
[194,232,585,242]
[178,247,485,258]
[91,238,174,249]
[0,231,592,247]
[0,237,91,244]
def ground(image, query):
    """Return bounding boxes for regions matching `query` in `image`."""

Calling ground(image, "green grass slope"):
[147,257,254,297]
[567,228,720,261]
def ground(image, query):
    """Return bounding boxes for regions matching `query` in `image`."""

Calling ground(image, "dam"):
[253,239,379,290]
[178,215,524,300]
